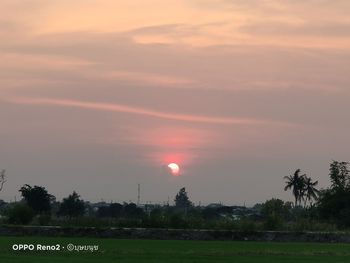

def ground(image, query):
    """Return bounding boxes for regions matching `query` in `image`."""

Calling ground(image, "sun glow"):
[168,163,180,175]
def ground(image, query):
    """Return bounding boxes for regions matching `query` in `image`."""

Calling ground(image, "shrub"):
[6,203,35,225]
[170,214,188,229]
[238,218,260,232]
[37,214,52,226]
[58,191,85,218]
[263,214,283,230]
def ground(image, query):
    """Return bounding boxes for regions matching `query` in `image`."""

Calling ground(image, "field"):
[1,237,350,262]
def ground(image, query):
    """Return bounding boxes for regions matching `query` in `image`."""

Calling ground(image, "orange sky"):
[1,1,350,204]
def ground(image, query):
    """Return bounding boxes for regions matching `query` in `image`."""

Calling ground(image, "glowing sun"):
[168,163,180,175]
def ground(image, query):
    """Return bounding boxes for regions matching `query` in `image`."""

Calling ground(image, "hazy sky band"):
[6,97,293,126]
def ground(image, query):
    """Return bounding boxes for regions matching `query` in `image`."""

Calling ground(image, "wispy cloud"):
[240,21,350,37]
[5,97,290,126]
[99,70,194,87]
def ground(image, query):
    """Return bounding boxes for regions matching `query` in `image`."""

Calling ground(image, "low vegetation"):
[0,160,350,232]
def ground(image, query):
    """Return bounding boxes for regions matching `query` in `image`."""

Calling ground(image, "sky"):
[1,0,350,205]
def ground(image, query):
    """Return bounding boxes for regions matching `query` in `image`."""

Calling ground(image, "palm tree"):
[303,177,319,207]
[284,169,306,207]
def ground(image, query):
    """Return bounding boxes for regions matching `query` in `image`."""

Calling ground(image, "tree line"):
[1,160,350,230]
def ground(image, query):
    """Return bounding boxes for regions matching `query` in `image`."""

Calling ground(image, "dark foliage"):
[19,184,54,214]
[123,203,144,217]
[174,187,193,209]
[260,198,292,230]
[58,191,85,218]
[284,169,319,207]
[317,189,350,227]
[317,161,350,227]
[6,203,35,225]
[329,161,350,190]
[201,207,219,220]
[97,202,144,218]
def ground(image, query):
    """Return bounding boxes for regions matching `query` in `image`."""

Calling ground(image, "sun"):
[168,163,180,175]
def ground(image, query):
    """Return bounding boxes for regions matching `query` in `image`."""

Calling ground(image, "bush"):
[238,218,260,232]
[317,189,350,227]
[58,191,85,218]
[5,203,35,225]
[37,214,51,226]
[287,219,338,232]
[170,214,188,229]
[263,214,283,230]
[261,198,292,221]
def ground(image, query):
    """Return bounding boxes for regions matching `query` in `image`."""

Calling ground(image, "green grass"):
[1,236,350,262]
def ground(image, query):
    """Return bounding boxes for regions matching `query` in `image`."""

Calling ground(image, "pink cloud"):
[5,96,290,126]
[98,70,195,87]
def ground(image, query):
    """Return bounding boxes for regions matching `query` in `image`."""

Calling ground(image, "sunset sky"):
[1,0,350,205]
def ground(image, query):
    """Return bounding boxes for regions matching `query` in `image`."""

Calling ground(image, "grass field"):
[1,236,350,262]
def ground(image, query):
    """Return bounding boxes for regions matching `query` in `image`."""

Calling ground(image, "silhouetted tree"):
[123,203,144,218]
[58,191,85,218]
[303,177,319,207]
[317,161,350,227]
[97,206,110,217]
[284,169,306,207]
[202,207,219,220]
[329,161,350,191]
[6,203,35,225]
[110,203,123,218]
[174,187,193,209]
[317,189,350,227]
[19,184,54,214]
[0,170,6,192]
[261,198,292,230]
